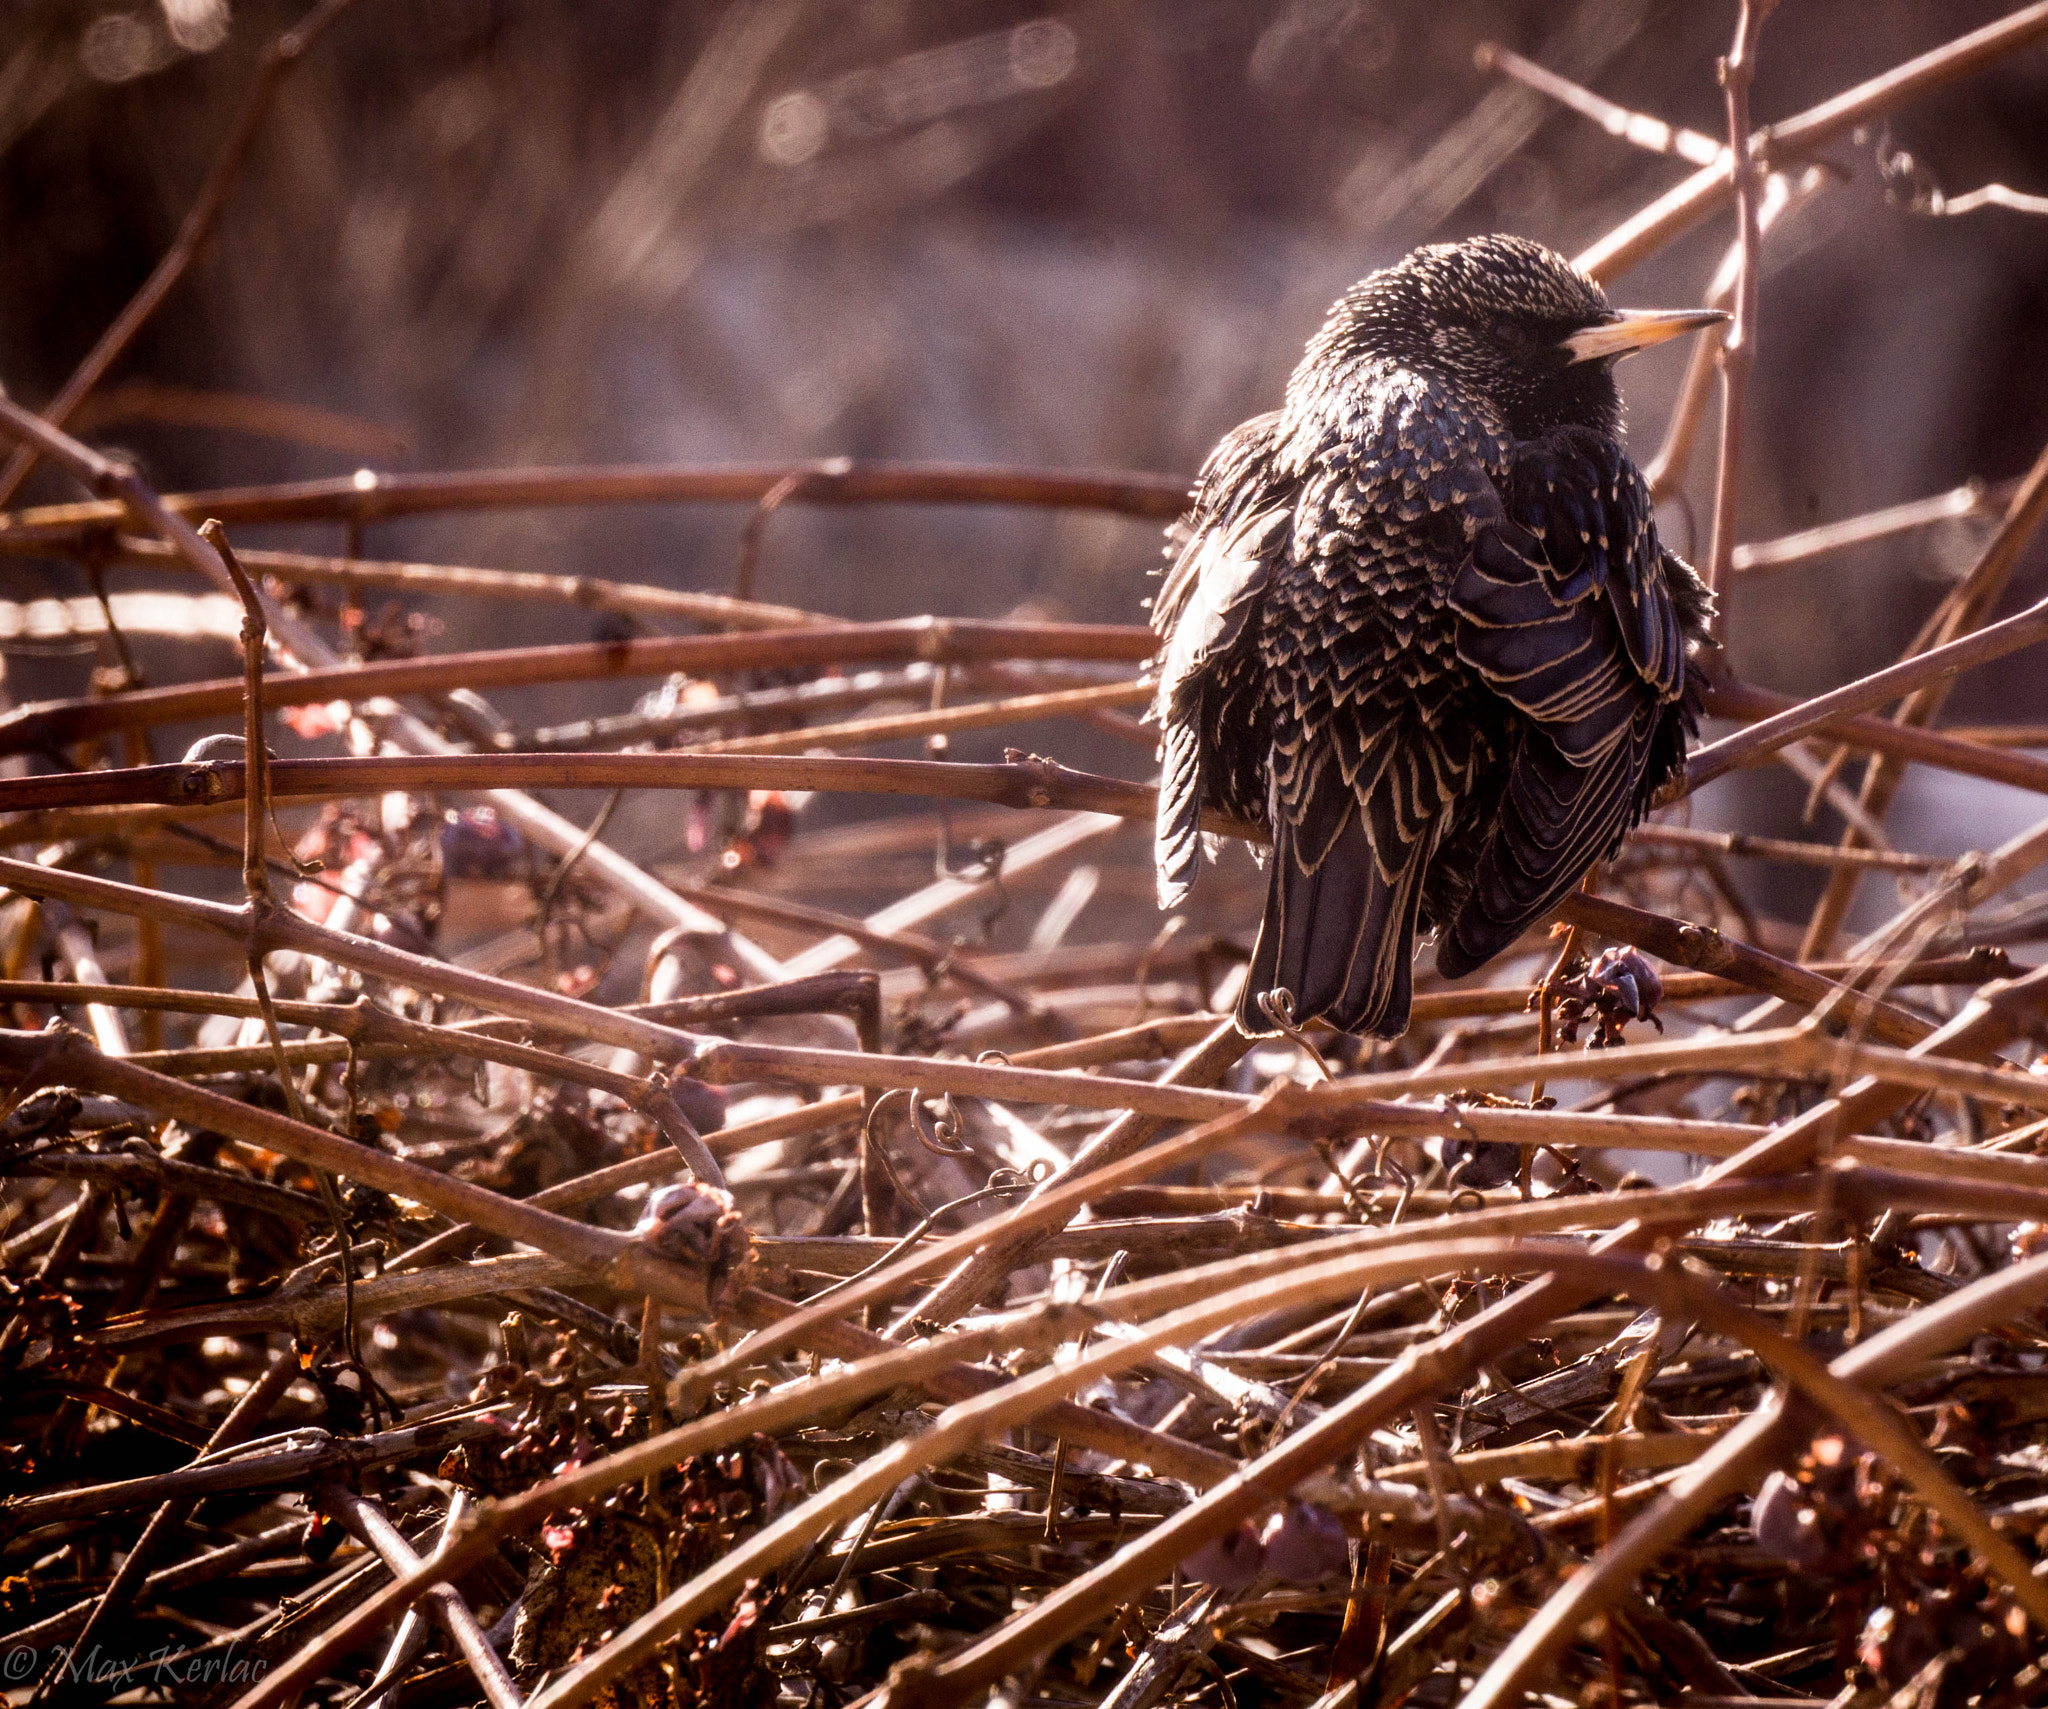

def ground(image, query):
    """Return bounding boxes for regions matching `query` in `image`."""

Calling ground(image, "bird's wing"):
[1235,374,1501,1036]
[1244,686,1474,1037]
[1441,427,1700,974]
[1152,412,1290,907]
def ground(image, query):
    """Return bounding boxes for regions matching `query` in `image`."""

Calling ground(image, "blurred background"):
[4,0,2048,940]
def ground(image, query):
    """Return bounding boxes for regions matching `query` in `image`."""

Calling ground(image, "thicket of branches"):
[5,5,2048,1709]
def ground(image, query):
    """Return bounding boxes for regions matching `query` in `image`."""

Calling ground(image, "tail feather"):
[1238,806,1425,1040]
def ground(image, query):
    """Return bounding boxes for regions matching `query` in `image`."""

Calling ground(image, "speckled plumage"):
[1151,235,1713,1039]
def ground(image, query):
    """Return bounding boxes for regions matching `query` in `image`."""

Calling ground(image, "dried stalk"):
[1699,0,1775,622]
[1798,434,2048,955]
[1687,586,2048,790]
[1573,1,2048,281]
[6,24,2048,1709]
[0,458,1190,540]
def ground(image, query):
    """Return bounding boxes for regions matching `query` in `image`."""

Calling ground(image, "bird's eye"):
[1494,320,1532,348]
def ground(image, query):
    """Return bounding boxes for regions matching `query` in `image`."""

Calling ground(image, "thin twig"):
[1701,0,1775,630]
[0,458,1191,538]
[1686,587,2048,791]
[1573,1,2048,282]
[0,0,365,507]
[1475,41,1724,165]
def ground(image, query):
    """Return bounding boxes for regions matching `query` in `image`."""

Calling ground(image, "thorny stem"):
[16,658,2048,815]
[1475,41,1725,166]
[208,1167,2048,1709]
[0,785,1945,1051]
[875,968,2048,1707]
[26,467,2026,599]
[1643,166,1832,506]
[0,617,1155,755]
[0,1028,722,1310]
[1462,1244,2048,1709]
[0,458,1191,539]
[0,394,784,974]
[198,520,273,907]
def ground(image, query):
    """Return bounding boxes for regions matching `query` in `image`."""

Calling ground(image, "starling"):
[1150,234,1724,1039]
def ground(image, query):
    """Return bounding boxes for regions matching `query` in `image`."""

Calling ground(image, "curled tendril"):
[986,1159,1055,1193]
[861,1089,911,1148]
[1130,914,1186,1025]
[909,1091,972,1157]
[1373,1139,1414,1226]
[800,1160,1048,1309]
[975,1049,1013,1067]
[859,1089,976,1224]
[1313,1137,1372,1221]
[861,1090,934,1218]
[1256,987,1335,1082]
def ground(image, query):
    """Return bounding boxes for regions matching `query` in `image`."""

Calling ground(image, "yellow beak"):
[1561,306,1730,364]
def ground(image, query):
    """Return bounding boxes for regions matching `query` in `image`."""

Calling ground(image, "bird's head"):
[1302,234,1726,440]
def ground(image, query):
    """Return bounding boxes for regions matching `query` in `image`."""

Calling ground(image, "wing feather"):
[1443,426,1706,971]
[1152,414,1290,907]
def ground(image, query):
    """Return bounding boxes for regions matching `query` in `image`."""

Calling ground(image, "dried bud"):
[1178,1520,1267,1589]
[1555,946,1666,1048]
[440,805,529,880]
[1259,1501,1351,1585]
[300,1512,343,1564]
[1750,1470,1827,1566]
[634,1182,753,1310]
[1441,1136,1521,1190]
